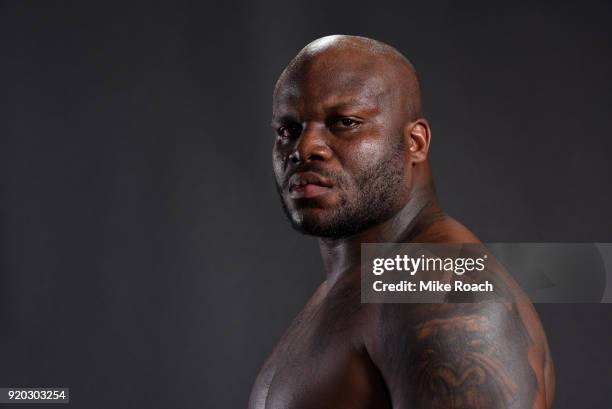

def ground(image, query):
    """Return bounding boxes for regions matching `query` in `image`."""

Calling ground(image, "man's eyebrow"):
[324,100,380,114]
[270,114,299,127]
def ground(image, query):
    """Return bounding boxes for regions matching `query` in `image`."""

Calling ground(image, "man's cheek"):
[344,137,391,164]
[272,146,288,177]
[340,141,390,179]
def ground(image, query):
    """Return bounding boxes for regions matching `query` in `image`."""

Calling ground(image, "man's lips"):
[289,184,332,199]
[287,171,334,199]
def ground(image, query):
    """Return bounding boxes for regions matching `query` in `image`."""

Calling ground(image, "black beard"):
[276,146,406,239]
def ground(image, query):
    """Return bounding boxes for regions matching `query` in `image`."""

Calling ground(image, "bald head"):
[275,35,422,122]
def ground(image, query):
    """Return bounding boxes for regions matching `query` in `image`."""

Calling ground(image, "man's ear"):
[404,119,431,164]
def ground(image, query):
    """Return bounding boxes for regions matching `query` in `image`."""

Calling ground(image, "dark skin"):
[249,35,555,409]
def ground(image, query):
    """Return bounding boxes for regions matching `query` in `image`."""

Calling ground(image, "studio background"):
[1,1,611,408]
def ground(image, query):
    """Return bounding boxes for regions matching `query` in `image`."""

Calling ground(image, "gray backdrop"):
[1,1,611,408]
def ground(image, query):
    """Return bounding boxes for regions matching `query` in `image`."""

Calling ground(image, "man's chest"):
[248,290,390,409]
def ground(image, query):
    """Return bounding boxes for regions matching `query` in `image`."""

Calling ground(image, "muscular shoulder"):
[365,302,554,409]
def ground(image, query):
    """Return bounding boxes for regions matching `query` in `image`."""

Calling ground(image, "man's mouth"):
[287,171,334,199]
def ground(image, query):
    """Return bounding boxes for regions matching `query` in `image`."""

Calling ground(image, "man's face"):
[272,56,411,238]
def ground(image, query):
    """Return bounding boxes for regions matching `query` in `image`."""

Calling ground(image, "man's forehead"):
[273,70,394,114]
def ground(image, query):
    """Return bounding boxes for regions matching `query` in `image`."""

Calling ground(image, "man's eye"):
[277,124,301,139]
[333,117,361,129]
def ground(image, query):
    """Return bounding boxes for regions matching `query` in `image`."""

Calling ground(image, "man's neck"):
[318,184,442,286]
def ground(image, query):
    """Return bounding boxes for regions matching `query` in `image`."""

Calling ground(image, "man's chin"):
[290,221,338,238]
[288,208,368,239]
[279,194,358,238]
[288,208,337,237]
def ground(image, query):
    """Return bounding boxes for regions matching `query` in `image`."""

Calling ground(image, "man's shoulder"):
[374,302,530,344]
[364,300,553,408]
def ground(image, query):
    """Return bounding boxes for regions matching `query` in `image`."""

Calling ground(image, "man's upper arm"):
[371,302,546,409]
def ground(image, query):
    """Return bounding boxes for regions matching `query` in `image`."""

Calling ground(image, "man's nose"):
[289,123,332,164]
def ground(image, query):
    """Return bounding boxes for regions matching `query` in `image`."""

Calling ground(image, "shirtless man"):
[249,35,555,409]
